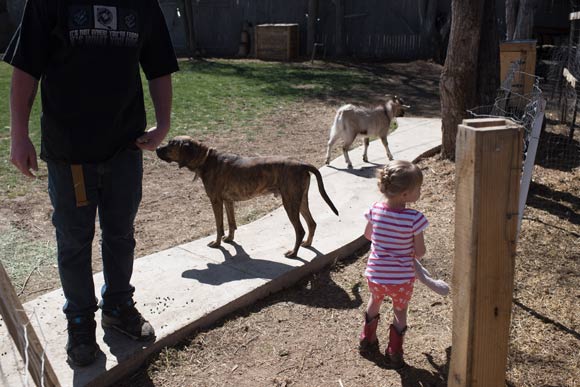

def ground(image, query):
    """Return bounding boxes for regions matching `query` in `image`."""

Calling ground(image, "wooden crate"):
[500,40,537,96]
[255,24,299,61]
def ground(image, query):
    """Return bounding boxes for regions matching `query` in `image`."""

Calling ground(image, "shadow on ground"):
[360,345,450,386]
[179,59,442,117]
[526,181,580,226]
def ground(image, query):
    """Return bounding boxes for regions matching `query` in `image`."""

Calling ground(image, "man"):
[4,0,179,367]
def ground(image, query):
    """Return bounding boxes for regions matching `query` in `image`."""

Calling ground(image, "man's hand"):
[10,135,38,178]
[135,126,169,151]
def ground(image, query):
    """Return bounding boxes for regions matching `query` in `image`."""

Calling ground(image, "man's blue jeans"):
[47,148,143,319]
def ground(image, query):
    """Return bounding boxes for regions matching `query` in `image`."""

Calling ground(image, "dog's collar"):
[187,147,213,171]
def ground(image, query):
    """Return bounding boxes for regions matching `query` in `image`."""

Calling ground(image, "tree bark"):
[506,0,537,40]
[178,0,196,57]
[335,0,345,56]
[419,0,439,61]
[307,0,319,56]
[513,0,537,40]
[506,0,519,40]
[439,0,485,160]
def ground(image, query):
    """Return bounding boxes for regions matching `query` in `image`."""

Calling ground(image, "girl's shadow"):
[360,345,451,386]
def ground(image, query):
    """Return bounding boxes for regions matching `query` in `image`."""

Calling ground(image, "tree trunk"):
[307,0,319,56]
[506,0,537,40]
[476,0,500,107]
[335,0,345,56]
[419,0,439,61]
[513,0,537,40]
[6,0,23,25]
[179,0,196,58]
[506,0,519,40]
[439,0,485,160]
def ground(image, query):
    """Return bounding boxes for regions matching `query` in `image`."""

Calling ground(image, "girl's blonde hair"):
[378,160,423,198]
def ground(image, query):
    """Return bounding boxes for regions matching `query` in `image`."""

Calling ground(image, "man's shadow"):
[360,346,451,386]
[71,348,107,387]
[101,328,155,364]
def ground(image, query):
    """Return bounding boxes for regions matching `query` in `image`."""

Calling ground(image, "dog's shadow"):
[326,164,381,178]
[181,241,310,285]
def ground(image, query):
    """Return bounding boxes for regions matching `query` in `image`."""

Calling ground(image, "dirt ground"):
[1,60,578,386]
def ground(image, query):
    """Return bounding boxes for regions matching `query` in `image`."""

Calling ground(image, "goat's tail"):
[329,108,345,137]
[306,165,339,216]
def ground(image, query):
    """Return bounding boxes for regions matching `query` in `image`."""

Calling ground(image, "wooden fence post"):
[449,118,522,386]
[0,262,60,387]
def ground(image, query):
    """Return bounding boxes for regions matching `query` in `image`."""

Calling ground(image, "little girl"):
[359,160,428,368]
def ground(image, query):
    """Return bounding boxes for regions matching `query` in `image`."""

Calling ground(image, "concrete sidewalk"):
[0,117,441,387]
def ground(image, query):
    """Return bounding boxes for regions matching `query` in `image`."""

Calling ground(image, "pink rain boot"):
[358,313,380,353]
[386,324,407,369]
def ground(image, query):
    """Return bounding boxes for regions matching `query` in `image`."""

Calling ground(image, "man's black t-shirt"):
[3,0,179,163]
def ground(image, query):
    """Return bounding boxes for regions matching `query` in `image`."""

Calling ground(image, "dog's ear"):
[178,140,195,168]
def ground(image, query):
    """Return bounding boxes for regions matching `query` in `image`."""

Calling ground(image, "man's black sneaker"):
[101,301,155,341]
[66,316,98,367]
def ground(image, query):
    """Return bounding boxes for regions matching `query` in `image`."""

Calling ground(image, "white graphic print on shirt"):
[68,4,139,47]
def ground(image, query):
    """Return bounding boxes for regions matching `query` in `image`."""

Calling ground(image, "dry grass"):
[1,60,577,386]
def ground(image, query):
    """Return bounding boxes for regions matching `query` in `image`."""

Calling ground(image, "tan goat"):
[325,97,409,168]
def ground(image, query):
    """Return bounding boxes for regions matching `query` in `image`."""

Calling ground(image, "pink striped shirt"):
[364,202,429,285]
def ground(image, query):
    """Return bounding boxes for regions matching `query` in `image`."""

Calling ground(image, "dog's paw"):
[222,235,234,243]
[347,163,353,169]
[284,250,298,258]
[208,240,221,248]
[362,156,368,163]
[301,240,312,247]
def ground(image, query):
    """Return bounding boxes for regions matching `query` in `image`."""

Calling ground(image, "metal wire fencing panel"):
[468,65,544,163]
[541,44,580,174]
[467,65,547,234]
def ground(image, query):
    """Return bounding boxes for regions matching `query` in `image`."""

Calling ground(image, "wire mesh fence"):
[467,63,547,234]
[537,14,580,173]
[467,63,545,165]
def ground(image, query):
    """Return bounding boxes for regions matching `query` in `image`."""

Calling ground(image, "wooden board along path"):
[0,117,442,387]
[0,262,60,387]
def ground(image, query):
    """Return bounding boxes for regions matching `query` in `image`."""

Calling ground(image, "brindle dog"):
[156,136,339,258]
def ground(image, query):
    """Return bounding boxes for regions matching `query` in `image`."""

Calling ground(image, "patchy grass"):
[0,62,43,198]
[0,225,56,293]
[0,59,379,198]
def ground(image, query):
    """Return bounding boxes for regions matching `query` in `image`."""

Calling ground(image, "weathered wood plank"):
[0,262,60,387]
[449,118,522,386]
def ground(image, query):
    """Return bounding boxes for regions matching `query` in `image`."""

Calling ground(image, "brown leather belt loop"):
[70,165,89,207]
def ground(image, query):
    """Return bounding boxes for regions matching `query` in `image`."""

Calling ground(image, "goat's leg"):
[341,131,357,168]
[363,137,370,163]
[380,135,394,161]
[342,144,353,169]
[325,133,339,165]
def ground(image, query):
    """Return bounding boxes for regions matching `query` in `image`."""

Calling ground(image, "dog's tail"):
[306,165,339,216]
